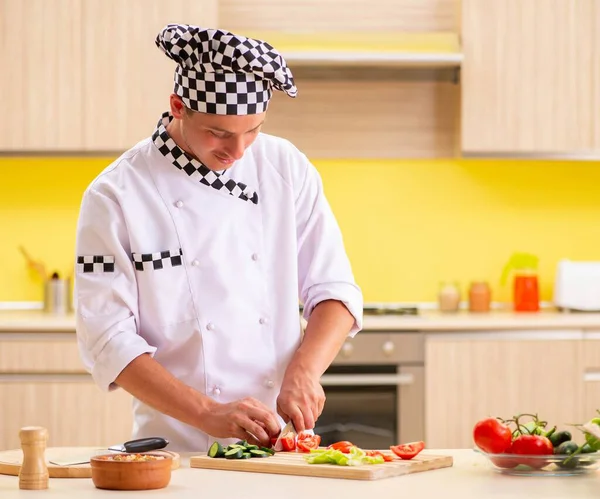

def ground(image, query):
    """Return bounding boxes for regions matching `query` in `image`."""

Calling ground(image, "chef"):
[74,23,363,452]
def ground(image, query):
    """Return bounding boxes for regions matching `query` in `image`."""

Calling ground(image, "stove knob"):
[341,342,353,357]
[382,340,395,356]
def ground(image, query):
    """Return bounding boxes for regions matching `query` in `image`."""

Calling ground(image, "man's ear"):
[169,94,187,119]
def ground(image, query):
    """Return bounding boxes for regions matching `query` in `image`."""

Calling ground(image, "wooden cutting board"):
[190,451,452,480]
[0,447,180,478]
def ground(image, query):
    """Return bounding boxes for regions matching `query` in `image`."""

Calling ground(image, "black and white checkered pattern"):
[155,24,297,115]
[132,248,183,271]
[152,112,259,204]
[77,255,115,273]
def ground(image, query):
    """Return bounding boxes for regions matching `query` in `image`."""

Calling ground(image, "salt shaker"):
[19,426,49,490]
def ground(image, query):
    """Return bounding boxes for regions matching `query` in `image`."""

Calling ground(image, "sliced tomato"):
[327,441,355,453]
[280,432,297,452]
[365,450,394,462]
[297,432,321,453]
[390,441,425,460]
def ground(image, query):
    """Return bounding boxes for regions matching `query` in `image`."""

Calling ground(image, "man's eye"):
[209,131,225,138]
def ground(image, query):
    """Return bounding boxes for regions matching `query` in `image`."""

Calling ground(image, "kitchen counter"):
[1,449,598,498]
[3,309,600,332]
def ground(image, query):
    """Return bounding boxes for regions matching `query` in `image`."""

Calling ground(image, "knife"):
[48,437,169,466]
[107,437,168,453]
[272,420,298,451]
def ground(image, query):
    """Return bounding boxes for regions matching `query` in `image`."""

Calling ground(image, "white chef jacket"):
[74,112,363,452]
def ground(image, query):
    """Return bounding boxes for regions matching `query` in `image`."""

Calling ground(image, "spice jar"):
[469,281,491,312]
[438,282,461,313]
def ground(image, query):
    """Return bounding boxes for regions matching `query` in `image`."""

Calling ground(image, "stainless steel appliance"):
[315,307,424,449]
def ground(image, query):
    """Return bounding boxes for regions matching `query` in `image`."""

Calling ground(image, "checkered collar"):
[151,112,259,205]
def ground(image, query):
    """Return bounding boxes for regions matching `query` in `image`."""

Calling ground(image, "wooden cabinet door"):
[80,0,218,151]
[425,331,583,449]
[0,375,133,450]
[0,0,84,151]
[580,335,600,422]
[0,0,217,152]
[461,0,597,156]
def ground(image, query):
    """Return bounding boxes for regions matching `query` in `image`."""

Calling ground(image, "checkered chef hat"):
[155,24,297,115]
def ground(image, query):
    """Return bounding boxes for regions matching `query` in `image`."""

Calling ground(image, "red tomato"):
[473,418,513,454]
[510,435,553,469]
[327,441,355,453]
[365,450,394,462]
[297,432,321,453]
[280,432,297,452]
[489,441,518,469]
[390,441,425,460]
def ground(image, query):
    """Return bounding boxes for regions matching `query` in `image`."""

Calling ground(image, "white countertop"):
[1,449,598,498]
[3,309,600,333]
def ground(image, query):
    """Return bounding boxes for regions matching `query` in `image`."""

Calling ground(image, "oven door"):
[314,364,423,449]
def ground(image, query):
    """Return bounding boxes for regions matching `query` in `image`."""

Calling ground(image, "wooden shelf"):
[244,31,463,68]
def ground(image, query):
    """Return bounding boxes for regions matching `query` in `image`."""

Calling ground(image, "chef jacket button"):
[213,387,221,395]
[175,200,184,208]
[259,317,269,325]
[264,379,274,388]
[207,322,215,331]
[251,253,259,261]
[191,259,200,267]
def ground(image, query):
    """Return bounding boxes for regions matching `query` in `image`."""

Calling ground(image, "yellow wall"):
[2,157,600,304]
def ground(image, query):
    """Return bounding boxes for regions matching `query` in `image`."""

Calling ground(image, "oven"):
[315,331,425,449]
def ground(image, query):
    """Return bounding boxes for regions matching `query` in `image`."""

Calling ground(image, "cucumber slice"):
[224,448,243,459]
[235,440,248,447]
[242,452,252,459]
[208,441,225,458]
[245,444,259,451]
[260,447,275,455]
[250,449,269,458]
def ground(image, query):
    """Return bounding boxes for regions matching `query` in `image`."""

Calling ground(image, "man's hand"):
[276,367,325,432]
[199,397,282,447]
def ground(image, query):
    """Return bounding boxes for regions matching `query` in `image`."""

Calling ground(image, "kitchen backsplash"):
[2,157,600,304]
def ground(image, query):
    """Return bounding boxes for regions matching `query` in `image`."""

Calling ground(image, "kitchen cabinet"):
[0,0,84,151]
[0,377,133,451]
[1,0,218,152]
[0,333,133,450]
[424,330,585,449]
[461,0,599,157]
[580,333,600,421]
[80,0,218,151]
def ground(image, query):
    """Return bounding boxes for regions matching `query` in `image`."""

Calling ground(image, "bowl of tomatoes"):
[473,413,600,476]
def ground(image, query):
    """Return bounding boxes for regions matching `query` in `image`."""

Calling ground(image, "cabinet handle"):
[0,373,92,382]
[583,371,600,382]
[382,340,395,356]
[320,373,414,386]
[340,342,354,357]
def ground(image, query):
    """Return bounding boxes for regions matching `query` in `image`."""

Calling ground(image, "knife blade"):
[48,437,169,466]
[273,420,298,451]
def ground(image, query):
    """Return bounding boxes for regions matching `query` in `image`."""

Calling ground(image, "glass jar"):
[438,282,461,313]
[469,281,491,312]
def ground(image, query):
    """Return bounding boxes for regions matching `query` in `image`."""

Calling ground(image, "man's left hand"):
[276,366,325,432]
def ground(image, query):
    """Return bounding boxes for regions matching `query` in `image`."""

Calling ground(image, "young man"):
[74,23,363,452]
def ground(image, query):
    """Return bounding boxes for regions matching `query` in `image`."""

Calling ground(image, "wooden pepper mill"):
[18,426,49,490]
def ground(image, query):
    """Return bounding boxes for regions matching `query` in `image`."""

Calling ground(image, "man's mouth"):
[214,153,234,165]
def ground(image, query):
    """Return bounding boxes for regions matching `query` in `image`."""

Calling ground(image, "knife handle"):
[123,437,169,453]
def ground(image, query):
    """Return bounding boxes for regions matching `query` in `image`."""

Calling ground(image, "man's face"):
[170,96,266,171]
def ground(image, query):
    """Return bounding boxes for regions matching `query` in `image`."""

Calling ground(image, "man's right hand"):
[198,397,281,447]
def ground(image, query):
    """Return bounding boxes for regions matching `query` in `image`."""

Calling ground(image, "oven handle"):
[320,373,414,386]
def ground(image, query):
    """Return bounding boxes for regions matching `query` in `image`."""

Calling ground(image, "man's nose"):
[226,136,246,160]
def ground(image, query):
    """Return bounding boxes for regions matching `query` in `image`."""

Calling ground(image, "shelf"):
[245,31,463,68]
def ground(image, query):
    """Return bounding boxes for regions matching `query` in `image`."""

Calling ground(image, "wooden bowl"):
[90,453,172,490]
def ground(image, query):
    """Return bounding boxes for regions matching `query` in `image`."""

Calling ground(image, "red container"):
[513,274,539,311]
